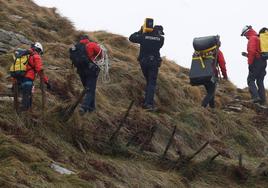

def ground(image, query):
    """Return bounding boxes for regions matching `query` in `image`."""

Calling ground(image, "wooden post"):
[162,125,177,159]
[187,141,209,161]
[109,100,134,143]
[40,72,45,123]
[210,152,221,163]
[13,79,19,114]
[238,153,243,168]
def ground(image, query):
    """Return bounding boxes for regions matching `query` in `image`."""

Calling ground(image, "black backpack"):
[69,43,92,70]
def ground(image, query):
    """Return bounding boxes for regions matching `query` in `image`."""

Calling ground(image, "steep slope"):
[0,0,268,187]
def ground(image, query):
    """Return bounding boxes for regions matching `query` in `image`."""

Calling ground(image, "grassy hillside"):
[0,0,267,187]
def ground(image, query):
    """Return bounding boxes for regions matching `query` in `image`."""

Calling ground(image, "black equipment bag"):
[193,36,219,51]
[69,43,92,70]
[189,56,216,86]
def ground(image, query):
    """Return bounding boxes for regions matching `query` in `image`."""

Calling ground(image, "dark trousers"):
[140,57,160,107]
[20,78,33,110]
[79,67,99,111]
[247,58,267,104]
[202,81,216,108]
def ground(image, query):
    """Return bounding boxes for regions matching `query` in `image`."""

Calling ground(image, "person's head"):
[79,34,89,41]
[31,42,43,55]
[241,25,255,39]
[259,27,268,35]
[153,25,165,35]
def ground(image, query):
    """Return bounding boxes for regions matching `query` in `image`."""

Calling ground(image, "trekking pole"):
[13,79,19,114]
[109,100,134,143]
[40,71,46,123]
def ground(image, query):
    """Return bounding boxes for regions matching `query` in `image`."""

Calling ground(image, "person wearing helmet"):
[129,24,164,111]
[20,42,50,111]
[241,25,267,105]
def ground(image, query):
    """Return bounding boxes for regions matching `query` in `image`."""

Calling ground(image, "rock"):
[50,163,75,175]
[9,15,23,21]
[0,29,32,52]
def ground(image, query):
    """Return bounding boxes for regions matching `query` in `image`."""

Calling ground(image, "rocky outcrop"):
[0,29,32,54]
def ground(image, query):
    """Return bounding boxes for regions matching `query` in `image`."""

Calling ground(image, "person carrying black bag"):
[129,22,164,111]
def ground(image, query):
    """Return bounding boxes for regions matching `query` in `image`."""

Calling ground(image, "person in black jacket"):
[129,25,164,110]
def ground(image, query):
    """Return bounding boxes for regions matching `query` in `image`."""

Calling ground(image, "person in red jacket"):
[241,25,267,105]
[20,42,50,111]
[76,35,102,115]
[202,44,228,108]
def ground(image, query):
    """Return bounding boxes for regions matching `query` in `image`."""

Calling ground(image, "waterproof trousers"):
[247,58,267,104]
[20,78,33,110]
[140,56,160,107]
[202,81,216,108]
[79,67,100,111]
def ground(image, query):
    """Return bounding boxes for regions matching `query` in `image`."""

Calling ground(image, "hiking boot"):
[143,105,156,112]
[78,107,87,116]
[251,97,261,104]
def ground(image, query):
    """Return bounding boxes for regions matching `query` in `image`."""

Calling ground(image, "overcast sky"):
[34,0,268,89]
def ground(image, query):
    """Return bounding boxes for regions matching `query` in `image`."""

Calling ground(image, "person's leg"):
[144,61,159,107]
[80,68,99,113]
[202,82,215,108]
[21,79,33,111]
[140,60,150,106]
[208,83,216,108]
[256,61,267,105]
[247,64,260,102]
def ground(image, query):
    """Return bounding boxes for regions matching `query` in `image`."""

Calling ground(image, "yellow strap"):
[196,45,217,54]
[192,56,205,69]
[192,55,215,69]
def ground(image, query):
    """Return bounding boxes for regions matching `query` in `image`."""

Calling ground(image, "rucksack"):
[9,48,31,78]
[189,36,220,86]
[69,43,92,70]
[259,28,268,60]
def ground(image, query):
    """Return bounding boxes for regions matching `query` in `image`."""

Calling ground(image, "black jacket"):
[129,30,164,61]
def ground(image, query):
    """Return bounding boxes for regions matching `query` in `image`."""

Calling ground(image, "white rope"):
[94,45,110,83]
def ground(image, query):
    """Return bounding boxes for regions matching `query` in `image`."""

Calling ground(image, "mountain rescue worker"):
[129,25,164,111]
[202,47,228,108]
[20,42,50,111]
[76,35,102,115]
[241,25,267,105]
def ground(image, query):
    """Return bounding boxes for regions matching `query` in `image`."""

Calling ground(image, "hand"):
[241,52,248,57]
[223,76,228,80]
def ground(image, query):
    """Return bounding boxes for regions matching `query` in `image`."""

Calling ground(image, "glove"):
[241,52,248,57]
[46,81,52,90]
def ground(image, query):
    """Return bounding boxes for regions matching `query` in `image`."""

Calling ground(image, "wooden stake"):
[239,153,243,168]
[187,141,209,161]
[40,72,46,123]
[13,79,19,114]
[162,125,177,159]
[210,152,221,163]
[109,100,134,143]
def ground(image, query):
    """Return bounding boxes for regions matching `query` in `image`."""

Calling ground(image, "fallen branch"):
[62,89,86,121]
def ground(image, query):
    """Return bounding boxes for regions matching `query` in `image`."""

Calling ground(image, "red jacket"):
[79,39,102,61]
[245,28,261,65]
[215,49,228,78]
[24,48,48,83]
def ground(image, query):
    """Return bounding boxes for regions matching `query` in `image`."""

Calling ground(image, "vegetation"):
[0,0,267,187]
